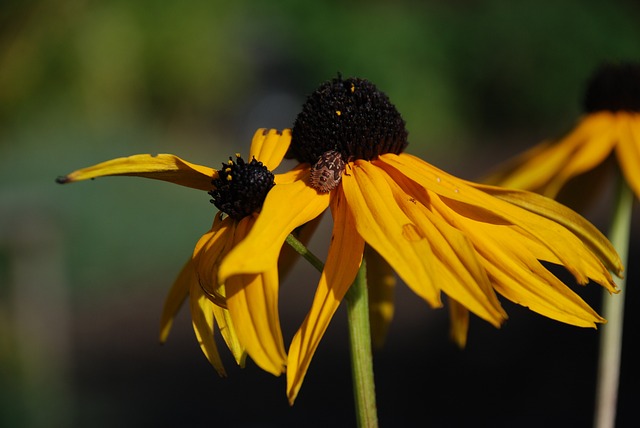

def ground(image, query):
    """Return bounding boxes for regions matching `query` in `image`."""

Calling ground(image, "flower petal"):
[224,216,287,376]
[56,154,216,191]
[189,281,227,377]
[615,114,640,200]
[342,160,441,307]
[249,129,292,172]
[447,298,470,348]
[383,153,617,289]
[159,259,192,343]
[218,175,330,282]
[472,183,623,278]
[287,185,365,404]
[212,303,247,367]
[377,163,506,326]
[365,246,396,349]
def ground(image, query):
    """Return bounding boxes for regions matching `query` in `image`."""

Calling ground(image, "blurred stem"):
[594,178,633,428]
[345,259,378,428]
[286,234,378,427]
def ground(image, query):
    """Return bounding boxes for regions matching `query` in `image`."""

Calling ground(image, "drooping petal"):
[159,259,193,343]
[483,113,615,197]
[447,298,470,348]
[615,114,640,200]
[365,246,396,349]
[212,302,247,367]
[57,154,216,191]
[189,280,227,377]
[287,185,365,404]
[471,183,623,278]
[192,213,236,307]
[249,129,292,172]
[218,175,330,282]
[377,164,506,326]
[382,153,618,289]
[342,160,441,308]
[224,215,287,376]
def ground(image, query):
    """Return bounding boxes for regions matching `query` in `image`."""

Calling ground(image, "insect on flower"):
[309,150,346,193]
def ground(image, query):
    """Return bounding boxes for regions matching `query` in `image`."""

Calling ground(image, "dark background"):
[1,0,639,426]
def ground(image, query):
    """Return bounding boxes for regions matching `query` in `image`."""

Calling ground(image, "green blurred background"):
[1,0,639,426]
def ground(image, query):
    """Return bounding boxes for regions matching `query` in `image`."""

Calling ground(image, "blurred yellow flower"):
[57,129,301,377]
[218,76,624,404]
[485,62,640,206]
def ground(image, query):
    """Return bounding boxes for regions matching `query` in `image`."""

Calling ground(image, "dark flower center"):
[209,154,274,220]
[287,75,409,165]
[583,62,640,113]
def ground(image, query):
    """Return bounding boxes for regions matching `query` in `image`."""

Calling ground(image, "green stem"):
[286,234,379,427]
[594,178,633,428]
[345,259,379,428]
[285,233,324,272]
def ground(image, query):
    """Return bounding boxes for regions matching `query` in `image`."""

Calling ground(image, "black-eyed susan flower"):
[217,76,624,404]
[483,61,639,428]
[485,62,640,205]
[57,129,307,377]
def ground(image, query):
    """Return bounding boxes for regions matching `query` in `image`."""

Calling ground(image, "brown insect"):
[309,150,346,193]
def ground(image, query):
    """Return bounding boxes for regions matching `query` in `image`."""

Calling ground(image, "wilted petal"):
[365,246,396,349]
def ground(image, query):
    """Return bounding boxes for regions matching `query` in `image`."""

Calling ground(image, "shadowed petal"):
[365,246,396,349]
[189,280,227,377]
[159,259,192,343]
[615,115,640,199]
[287,185,364,404]
[224,216,287,376]
[56,154,216,191]
[448,298,470,348]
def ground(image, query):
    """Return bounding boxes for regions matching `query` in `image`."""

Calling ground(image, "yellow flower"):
[217,76,623,404]
[57,129,303,377]
[485,62,640,206]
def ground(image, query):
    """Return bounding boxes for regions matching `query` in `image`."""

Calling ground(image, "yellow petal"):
[224,215,287,376]
[189,281,227,377]
[342,160,441,308]
[212,304,247,367]
[249,129,292,172]
[378,165,506,326]
[472,183,623,278]
[56,154,216,191]
[365,246,396,349]
[483,113,616,197]
[218,175,330,282]
[275,163,309,185]
[448,298,470,348]
[287,186,364,404]
[383,153,616,289]
[192,214,237,307]
[278,212,326,279]
[159,259,192,343]
[615,114,640,200]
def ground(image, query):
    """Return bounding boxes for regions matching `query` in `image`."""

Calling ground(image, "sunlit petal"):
[287,185,364,404]
[57,154,216,191]
[342,160,440,307]
[249,129,293,172]
[219,176,330,282]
